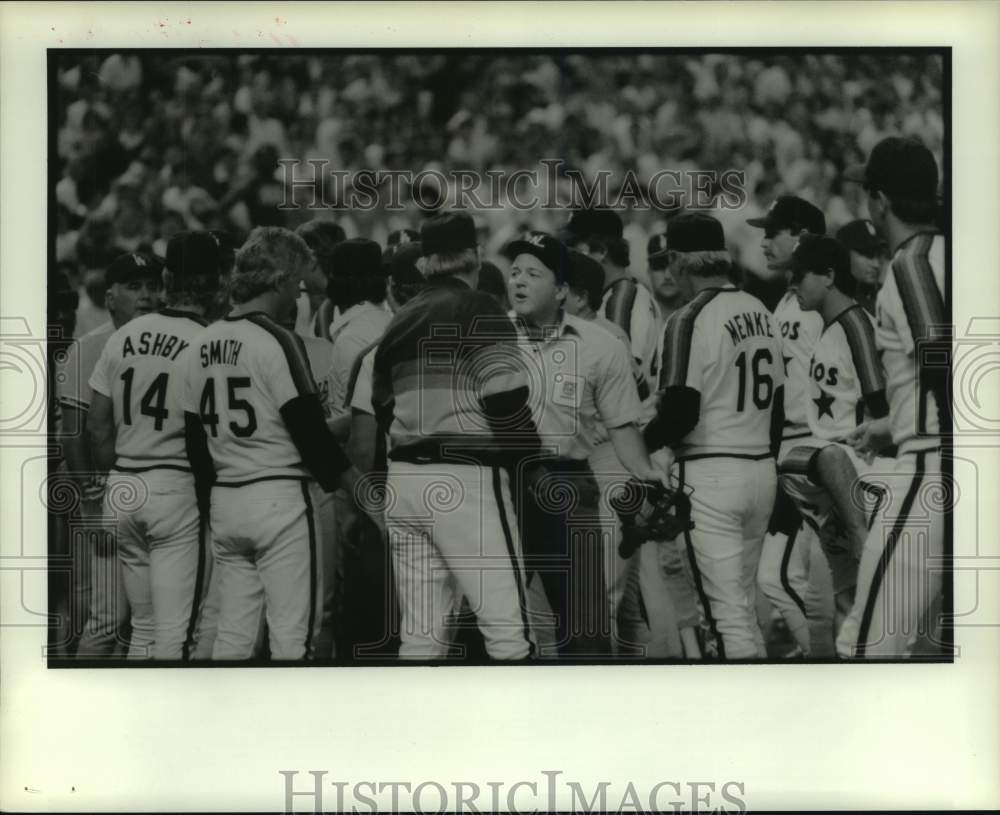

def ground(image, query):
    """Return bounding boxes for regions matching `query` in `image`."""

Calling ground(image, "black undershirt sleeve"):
[863,389,890,420]
[184,411,215,516]
[769,386,785,460]
[479,384,542,457]
[642,386,701,453]
[280,394,352,492]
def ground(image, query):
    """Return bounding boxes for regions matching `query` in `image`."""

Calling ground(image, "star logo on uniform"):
[782,354,792,376]
[813,389,835,419]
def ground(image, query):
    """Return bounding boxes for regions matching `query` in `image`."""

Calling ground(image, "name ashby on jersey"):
[723,310,776,347]
[122,330,191,362]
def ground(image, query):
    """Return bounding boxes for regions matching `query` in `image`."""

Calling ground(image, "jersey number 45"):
[198,377,258,438]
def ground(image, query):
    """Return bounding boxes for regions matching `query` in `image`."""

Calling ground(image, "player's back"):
[89,310,207,470]
[663,285,783,460]
[183,313,317,484]
[774,290,823,432]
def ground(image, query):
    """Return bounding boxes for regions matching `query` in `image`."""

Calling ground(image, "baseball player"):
[295,219,347,341]
[341,240,426,657]
[87,233,221,659]
[836,219,886,316]
[644,212,785,660]
[746,195,831,655]
[838,136,949,659]
[181,226,367,661]
[767,234,893,654]
[503,232,668,657]
[372,212,540,660]
[562,208,662,385]
[57,251,163,656]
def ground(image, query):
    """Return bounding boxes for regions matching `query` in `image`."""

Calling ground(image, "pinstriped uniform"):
[600,277,661,385]
[181,312,324,660]
[838,232,948,658]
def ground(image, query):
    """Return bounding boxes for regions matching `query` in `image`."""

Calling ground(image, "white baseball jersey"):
[600,277,662,384]
[773,291,823,435]
[181,313,319,485]
[89,310,208,471]
[660,285,784,460]
[876,231,947,455]
[806,304,885,442]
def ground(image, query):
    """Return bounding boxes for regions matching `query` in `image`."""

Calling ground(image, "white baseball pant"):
[109,469,211,660]
[210,479,325,660]
[677,457,776,660]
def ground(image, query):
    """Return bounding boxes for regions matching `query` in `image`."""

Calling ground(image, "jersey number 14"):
[734,349,774,411]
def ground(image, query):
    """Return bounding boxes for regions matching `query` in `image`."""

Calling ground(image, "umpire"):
[372,212,541,660]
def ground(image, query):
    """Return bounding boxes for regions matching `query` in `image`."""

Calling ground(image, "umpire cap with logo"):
[502,232,570,283]
[666,212,726,253]
[105,251,164,285]
[835,219,883,258]
[331,238,384,278]
[420,212,477,257]
[844,135,938,202]
[166,231,223,280]
[746,195,826,236]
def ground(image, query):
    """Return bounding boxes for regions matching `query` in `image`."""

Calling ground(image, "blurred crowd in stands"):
[52,51,943,337]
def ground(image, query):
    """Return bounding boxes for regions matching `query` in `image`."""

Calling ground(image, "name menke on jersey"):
[121,330,192,362]
[723,309,776,347]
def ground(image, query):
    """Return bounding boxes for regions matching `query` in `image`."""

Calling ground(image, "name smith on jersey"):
[199,339,245,367]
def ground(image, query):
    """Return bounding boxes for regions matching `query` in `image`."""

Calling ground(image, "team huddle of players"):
[56,134,948,661]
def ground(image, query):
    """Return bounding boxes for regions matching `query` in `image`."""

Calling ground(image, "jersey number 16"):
[734,349,774,411]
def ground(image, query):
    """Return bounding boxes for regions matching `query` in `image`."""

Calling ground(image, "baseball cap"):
[844,136,938,202]
[386,228,419,251]
[502,232,570,283]
[835,219,883,258]
[384,241,424,287]
[775,233,850,283]
[560,208,624,243]
[666,212,726,253]
[166,231,224,280]
[106,251,164,285]
[564,249,605,303]
[746,195,827,235]
[331,238,384,278]
[420,212,478,256]
[647,231,670,267]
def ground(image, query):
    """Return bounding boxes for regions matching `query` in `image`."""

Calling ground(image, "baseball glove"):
[611,478,694,559]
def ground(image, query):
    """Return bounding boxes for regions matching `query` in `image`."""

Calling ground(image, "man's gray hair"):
[671,249,733,278]
[417,247,480,280]
[230,227,316,304]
